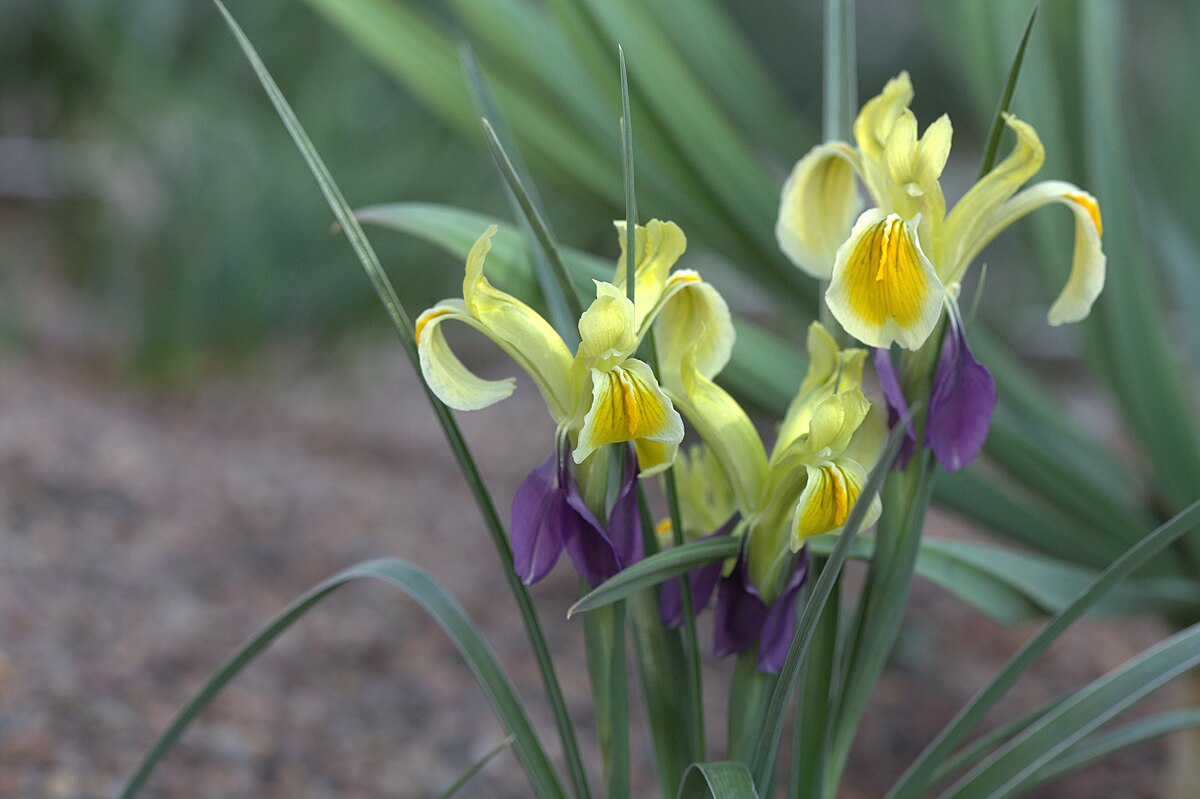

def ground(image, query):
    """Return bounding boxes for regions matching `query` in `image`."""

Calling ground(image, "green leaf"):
[1017,709,1200,795]
[807,534,1200,625]
[581,601,631,799]
[976,3,1038,178]
[748,408,917,791]
[928,697,1068,787]
[886,498,1200,799]
[822,0,858,142]
[211,9,591,797]
[941,622,1200,799]
[676,762,761,799]
[569,536,740,616]
[436,736,514,799]
[116,559,564,799]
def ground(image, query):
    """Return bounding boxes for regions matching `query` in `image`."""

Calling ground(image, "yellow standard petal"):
[460,226,575,418]
[985,180,1106,325]
[577,281,639,367]
[775,322,868,456]
[826,209,944,350]
[853,72,914,161]
[791,459,880,548]
[573,358,684,469]
[415,300,515,411]
[776,141,863,278]
[614,219,688,328]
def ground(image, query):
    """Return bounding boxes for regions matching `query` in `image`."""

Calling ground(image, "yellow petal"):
[651,270,735,381]
[461,226,575,417]
[943,114,1046,281]
[415,300,515,411]
[673,445,737,536]
[614,219,688,328]
[791,459,880,547]
[984,181,1106,325]
[775,322,868,456]
[854,72,915,160]
[577,281,639,367]
[826,209,944,349]
[776,141,863,278]
[666,345,768,517]
[574,359,684,467]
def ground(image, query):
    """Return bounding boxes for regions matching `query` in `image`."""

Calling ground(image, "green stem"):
[790,556,838,799]
[647,332,707,761]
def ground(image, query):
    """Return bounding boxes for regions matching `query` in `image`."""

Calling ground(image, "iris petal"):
[927,323,997,472]
[826,210,944,350]
[574,359,684,467]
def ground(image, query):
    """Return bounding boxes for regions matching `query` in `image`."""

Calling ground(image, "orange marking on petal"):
[1065,192,1103,236]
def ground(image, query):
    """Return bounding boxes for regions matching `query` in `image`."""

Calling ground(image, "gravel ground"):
[0,341,1181,798]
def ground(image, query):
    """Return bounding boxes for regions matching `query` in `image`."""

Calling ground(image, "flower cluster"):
[413,73,1104,674]
[777,72,1105,469]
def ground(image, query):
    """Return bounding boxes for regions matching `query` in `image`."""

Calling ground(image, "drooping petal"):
[980,181,1106,325]
[942,114,1046,282]
[577,281,639,367]
[713,560,768,658]
[459,226,575,418]
[614,219,688,328]
[416,301,516,411]
[872,347,916,468]
[927,323,997,472]
[792,459,880,547]
[574,359,685,468]
[558,457,621,587]
[826,209,945,350]
[651,271,735,380]
[606,444,644,568]
[757,552,810,673]
[776,141,864,279]
[511,451,567,584]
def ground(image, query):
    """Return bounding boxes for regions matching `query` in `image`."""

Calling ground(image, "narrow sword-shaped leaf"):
[940,623,1200,799]
[436,736,514,799]
[209,7,588,797]
[977,3,1039,178]
[116,560,563,799]
[887,498,1200,799]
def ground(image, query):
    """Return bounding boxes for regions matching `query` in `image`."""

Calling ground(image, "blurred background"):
[1,0,1197,796]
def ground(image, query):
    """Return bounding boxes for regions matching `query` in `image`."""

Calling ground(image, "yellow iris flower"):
[415,219,733,477]
[664,322,885,600]
[776,72,1106,349]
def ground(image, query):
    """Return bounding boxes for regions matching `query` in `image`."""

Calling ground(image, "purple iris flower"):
[873,322,996,473]
[511,443,643,587]
[713,549,810,674]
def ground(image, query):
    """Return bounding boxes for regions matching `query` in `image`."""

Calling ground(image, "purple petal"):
[660,559,724,628]
[713,560,767,658]
[559,456,620,586]
[757,551,810,673]
[606,445,644,569]
[511,452,565,584]
[927,324,997,472]
[873,348,916,468]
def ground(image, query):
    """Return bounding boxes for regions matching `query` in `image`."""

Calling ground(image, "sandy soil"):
[0,341,1180,798]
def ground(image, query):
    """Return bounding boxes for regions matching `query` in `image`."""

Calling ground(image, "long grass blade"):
[210,6,588,797]
[886,498,1200,799]
[940,623,1200,799]
[437,736,515,799]
[1014,709,1200,795]
[976,3,1038,178]
[116,560,563,799]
